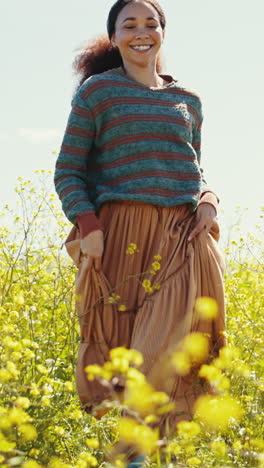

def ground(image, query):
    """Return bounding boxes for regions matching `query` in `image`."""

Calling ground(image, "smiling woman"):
[110,1,165,87]
[54,0,225,466]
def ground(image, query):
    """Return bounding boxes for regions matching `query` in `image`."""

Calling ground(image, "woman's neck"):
[121,62,165,88]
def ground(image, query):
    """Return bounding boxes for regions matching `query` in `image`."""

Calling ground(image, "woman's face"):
[112,1,165,70]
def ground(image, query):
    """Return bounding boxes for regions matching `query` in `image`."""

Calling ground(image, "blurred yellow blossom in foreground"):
[194,395,244,431]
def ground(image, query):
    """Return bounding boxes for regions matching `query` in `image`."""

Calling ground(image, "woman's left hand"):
[188,203,217,242]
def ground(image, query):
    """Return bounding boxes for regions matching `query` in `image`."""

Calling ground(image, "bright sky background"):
[1,0,263,240]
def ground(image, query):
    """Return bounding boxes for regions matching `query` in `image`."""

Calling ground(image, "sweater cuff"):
[76,212,104,238]
[199,191,219,214]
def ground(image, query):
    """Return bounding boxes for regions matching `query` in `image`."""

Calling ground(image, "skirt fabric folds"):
[66,201,225,432]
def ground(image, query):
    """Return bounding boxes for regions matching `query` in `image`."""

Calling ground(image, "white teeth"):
[132,45,152,51]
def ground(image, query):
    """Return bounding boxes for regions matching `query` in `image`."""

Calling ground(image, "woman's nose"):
[134,28,150,39]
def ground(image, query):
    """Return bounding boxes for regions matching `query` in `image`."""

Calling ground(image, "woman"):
[55,0,225,460]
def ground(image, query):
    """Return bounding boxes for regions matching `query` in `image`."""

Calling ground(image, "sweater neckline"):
[112,66,177,90]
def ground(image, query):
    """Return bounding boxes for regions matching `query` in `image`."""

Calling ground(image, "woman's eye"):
[124,26,135,29]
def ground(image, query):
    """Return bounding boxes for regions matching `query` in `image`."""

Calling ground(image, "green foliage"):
[0,173,263,467]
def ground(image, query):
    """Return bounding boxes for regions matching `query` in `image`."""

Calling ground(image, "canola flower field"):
[0,172,263,468]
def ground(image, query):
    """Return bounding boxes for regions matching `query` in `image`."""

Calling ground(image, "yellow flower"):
[152,261,161,271]
[29,449,40,457]
[3,337,22,350]
[118,418,158,454]
[126,243,139,255]
[24,349,35,360]
[210,440,227,457]
[15,397,31,409]
[234,362,251,378]
[171,351,191,376]
[9,407,32,425]
[36,364,49,375]
[182,332,209,363]
[125,380,169,416]
[0,439,16,452]
[232,440,243,452]
[85,364,104,381]
[10,351,22,361]
[126,349,144,367]
[118,304,127,311]
[54,426,65,436]
[142,279,151,288]
[219,346,240,364]
[0,369,12,382]
[195,297,218,320]
[30,384,40,397]
[18,423,38,441]
[85,438,99,449]
[69,409,83,420]
[177,421,201,439]
[108,293,121,304]
[14,293,25,305]
[6,361,20,378]
[187,457,201,466]
[154,255,162,261]
[142,279,153,293]
[48,457,72,468]
[194,395,244,431]
[127,368,146,384]
[145,414,159,424]
[64,381,74,392]
[41,396,51,407]
[0,416,12,430]
[166,442,182,456]
[79,452,98,466]
[199,364,222,382]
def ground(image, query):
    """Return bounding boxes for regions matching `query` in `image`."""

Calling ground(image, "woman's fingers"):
[80,229,104,270]
[188,220,205,241]
[188,203,217,242]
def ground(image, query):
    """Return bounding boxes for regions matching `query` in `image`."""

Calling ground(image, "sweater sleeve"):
[192,98,219,212]
[54,87,103,233]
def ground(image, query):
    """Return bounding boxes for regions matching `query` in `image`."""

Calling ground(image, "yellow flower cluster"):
[126,243,139,255]
[195,296,219,320]
[86,347,144,382]
[177,421,201,439]
[118,417,159,455]
[198,344,250,392]
[171,332,209,376]
[108,292,127,311]
[108,293,121,304]
[0,175,263,468]
[194,394,244,431]
[142,279,161,293]
[125,379,173,417]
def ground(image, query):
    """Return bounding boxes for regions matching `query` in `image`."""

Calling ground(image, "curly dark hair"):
[73,0,166,89]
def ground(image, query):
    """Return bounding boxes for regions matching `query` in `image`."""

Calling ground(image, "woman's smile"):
[130,44,154,52]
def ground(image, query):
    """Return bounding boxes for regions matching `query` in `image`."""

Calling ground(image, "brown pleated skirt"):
[66,201,225,433]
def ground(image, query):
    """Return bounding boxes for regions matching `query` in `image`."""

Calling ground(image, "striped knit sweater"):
[54,67,217,236]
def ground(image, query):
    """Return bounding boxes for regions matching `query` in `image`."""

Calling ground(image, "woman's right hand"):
[80,230,104,271]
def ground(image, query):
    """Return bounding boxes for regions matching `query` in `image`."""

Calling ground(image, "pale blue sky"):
[1,0,263,237]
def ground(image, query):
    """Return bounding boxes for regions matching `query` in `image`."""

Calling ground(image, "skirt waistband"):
[103,199,194,210]
[100,200,194,224]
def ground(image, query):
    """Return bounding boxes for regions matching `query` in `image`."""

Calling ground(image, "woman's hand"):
[188,203,217,242]
[80,230,104,271]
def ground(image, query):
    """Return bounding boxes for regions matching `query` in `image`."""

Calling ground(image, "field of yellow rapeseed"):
[0,173,263,467]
